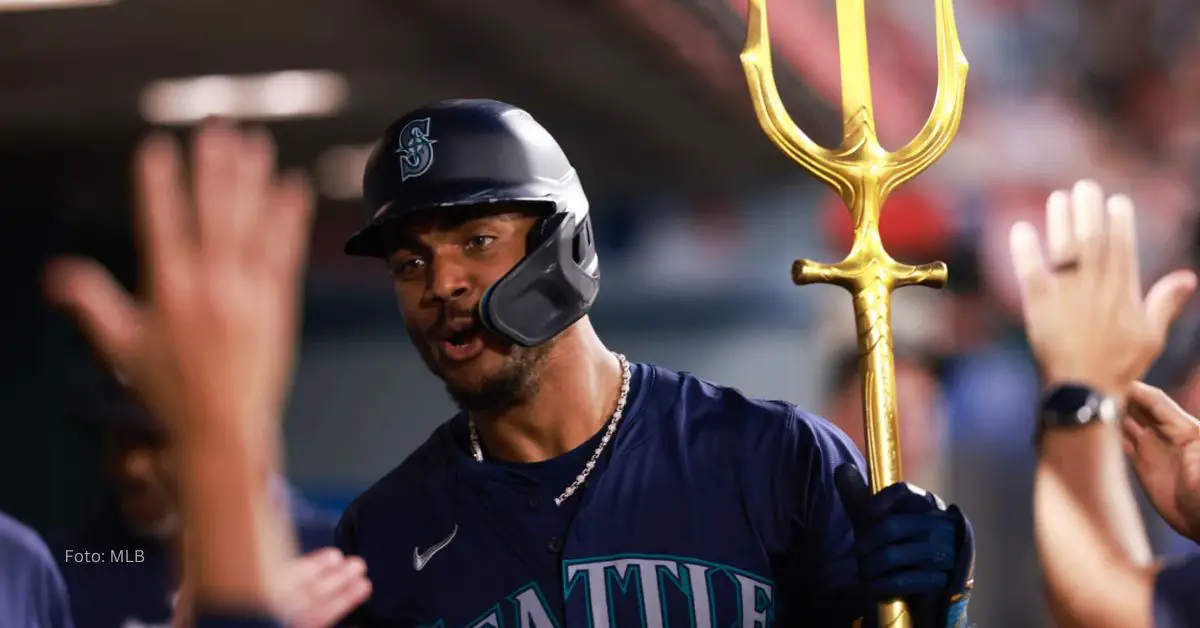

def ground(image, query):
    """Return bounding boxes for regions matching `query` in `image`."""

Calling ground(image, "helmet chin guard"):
[478,212,599,347]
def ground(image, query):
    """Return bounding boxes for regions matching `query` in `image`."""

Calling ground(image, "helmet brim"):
[343,183,561,258]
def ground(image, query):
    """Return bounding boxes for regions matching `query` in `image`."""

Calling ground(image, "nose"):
[426,254,472,303]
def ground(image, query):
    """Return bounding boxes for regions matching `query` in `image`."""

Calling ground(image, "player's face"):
[389,206,550,414]
[104,425,179,540]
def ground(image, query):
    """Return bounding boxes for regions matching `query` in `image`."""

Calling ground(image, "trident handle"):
[741,0,967,626]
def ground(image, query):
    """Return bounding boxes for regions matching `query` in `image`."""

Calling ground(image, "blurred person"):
[938,235,1048,628]
[43,123,372,627]
[1009,178,1200,627]
[331,99,976,627]
[0,510,73,627]
[44,124,370,628]
[57,384,343,628]
[823,346,947,494]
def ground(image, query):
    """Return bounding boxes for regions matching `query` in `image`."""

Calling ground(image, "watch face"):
[1039,384,1106,429]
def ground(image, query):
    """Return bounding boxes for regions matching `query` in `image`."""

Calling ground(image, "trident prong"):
[740,1,967,626]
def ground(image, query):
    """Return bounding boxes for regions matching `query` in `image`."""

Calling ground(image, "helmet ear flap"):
[479,211,599,347]
[571,215,595,266]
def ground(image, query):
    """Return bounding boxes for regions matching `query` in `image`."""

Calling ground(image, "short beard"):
[444,344,549,417]
[407,323,552,417]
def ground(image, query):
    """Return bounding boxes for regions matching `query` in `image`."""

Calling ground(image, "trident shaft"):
[740,0,968,626]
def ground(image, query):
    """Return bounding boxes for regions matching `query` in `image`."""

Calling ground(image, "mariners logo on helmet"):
[395,117,438,181]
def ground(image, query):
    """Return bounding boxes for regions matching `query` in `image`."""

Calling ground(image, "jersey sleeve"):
[1154,556,1200,627]
[36,548,74,628]
[0,515,75,628]
[774,408,869,626]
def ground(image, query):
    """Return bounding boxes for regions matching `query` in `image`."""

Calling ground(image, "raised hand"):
[44,121,314,440]
[1008,179,1196,399]
[46,120,318,613]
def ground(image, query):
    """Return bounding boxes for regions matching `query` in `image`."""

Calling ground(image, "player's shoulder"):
[0,510,56,568]
[642,362,848,447]
[336,418,460,541]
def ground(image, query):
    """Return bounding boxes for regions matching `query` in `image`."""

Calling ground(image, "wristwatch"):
[1034,383,1120,447]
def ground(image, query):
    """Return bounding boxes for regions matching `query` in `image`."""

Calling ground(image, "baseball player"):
[0,510,73,627]
[1009,179,1200,627]
[58,383,341,628]
[332,99,975,627]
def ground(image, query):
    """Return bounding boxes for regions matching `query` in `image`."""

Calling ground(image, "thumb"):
[44,257,142,371]
[1130,381,1198,441]
[1145,270,1198,341]
[834,463,871,528]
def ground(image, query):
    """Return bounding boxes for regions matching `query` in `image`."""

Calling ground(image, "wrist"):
[1041,370,1126,402]
[1034,383,1122,449]
[176,427,284,610]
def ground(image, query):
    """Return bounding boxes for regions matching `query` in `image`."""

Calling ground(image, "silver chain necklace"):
[469,352,631,507]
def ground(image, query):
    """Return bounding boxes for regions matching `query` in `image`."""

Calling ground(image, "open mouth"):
[437,325,486,362]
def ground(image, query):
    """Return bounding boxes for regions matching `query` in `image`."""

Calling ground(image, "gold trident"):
[740,0,967,626]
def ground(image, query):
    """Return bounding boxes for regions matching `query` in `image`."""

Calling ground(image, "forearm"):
[1035,422,1156,628]
[175,419,290,615]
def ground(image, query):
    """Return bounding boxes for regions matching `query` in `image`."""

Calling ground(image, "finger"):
[1121,415,1147,452]
[231,126,276,247]
[283,547,344,588]
[302,556,367,604]
[858,537,956,581]
[43,258,142,372]
[1106,194,1141,299]
[1145,270,1198,344]
[1045,190,1075,266]
[1181,443,1200,491]
[135,133,191,289]
[292,577,372,628]
[261,170,316,282]
[285,556,367,627]
[1131,381,1200,439]
[192,120,241,252]
[855,513,955,554]
[1071,180,1107,273]
[1009,221,1050,306]
[1125,401,1155,432]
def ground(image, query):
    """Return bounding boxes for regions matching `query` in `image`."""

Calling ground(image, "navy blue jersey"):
[60,484,337,628]
[1155,555,1200,627]
[0,511,74,628]
[336,362,867,627]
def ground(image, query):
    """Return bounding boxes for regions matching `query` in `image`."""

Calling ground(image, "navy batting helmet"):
[344,99,599,347]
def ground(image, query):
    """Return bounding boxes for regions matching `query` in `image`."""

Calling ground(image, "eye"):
[391,257,426,278]
[466,235,497,250]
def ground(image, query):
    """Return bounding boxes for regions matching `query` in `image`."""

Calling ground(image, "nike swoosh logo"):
[413,525,458,571]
